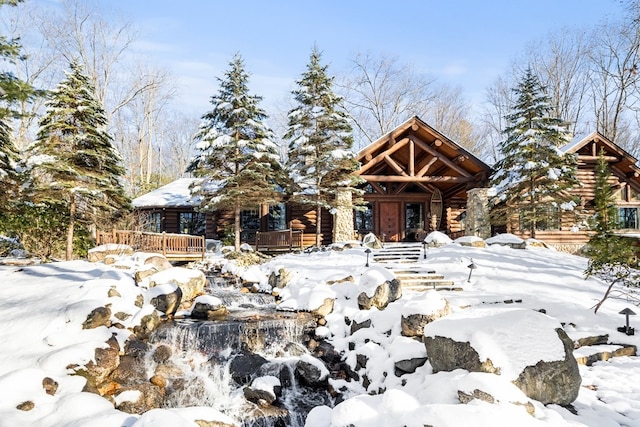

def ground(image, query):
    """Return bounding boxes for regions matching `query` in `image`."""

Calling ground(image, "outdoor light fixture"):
[467,259,477,283]
[618,307,636,336]
[365,248,372,267]
[422,240,428,259]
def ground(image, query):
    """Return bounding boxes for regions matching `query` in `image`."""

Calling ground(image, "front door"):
[379,202,401,242]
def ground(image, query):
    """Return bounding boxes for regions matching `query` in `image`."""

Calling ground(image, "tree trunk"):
[316,204,322,247]
[66,193,76,261]
[234,204,241,251]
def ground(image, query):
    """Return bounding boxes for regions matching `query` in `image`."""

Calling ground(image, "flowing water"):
[147,277,335,426]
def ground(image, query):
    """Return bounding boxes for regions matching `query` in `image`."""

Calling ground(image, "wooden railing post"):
[289,228,292,251]
[162,232,167,256]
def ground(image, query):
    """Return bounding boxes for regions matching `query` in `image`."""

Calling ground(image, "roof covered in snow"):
[132,178,201,209]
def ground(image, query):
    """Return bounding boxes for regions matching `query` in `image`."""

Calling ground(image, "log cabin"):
[131,116,494,248]
[354,116,492,242]
[503,131,640,253]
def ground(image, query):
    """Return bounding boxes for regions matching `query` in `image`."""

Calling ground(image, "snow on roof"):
[132,178,201,209]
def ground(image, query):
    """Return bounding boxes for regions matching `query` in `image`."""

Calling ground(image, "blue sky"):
[108,0,624,115]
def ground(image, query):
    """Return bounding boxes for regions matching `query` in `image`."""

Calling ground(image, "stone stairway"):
[372,243,458,291]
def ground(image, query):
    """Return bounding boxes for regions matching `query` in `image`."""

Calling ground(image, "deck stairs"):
[371,243,458,291]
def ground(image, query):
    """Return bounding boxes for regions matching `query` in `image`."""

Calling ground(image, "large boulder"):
[189,295,229,320]
[147,267,206,308]
[357,266,401,310]
[147,284,182,316]
[423,308,581,406]
[400,291,451,337]
[88,244,134,263]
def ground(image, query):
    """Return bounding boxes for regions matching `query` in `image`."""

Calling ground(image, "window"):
[144,212,161,233]
[405,203,424,234]
[618,207,639,229]
[240,208,260,241]
[355,203,374,232]
[519,206,561,231]
[178,212,206,235]
[268,204,286,231]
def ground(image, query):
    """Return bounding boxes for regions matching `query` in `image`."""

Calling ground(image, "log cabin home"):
[354,116,492,242]
[131,116,494,248]
[503,131,640,253]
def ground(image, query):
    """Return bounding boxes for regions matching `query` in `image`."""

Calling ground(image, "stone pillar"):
[332,188,355,243]
[466,188,491,239]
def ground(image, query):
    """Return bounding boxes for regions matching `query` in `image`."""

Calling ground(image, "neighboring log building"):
[504,131,640,253]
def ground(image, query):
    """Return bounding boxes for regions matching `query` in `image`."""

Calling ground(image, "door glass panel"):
[405,203,424,240]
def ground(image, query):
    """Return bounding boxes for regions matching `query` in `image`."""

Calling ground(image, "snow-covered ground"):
[0,238,639,426]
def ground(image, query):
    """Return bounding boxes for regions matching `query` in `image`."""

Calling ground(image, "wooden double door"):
[377,190,442,242]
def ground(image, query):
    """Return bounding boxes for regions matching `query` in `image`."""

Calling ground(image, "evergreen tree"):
[187,53,282,250]
[490,68,579,238]
[0,0,37,224]
[585,149,638,313]
[285,47,362,246]
[29,60,129,260]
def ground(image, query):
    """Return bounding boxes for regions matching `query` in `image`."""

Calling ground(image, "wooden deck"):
[255,229,321,253]
[96,230,205,261]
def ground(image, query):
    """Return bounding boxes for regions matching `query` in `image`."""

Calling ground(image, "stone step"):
[403,282,462,292]
[389,269,436,275]
[395,274,445,281]
[573,344,637,366]
[401,279,456,288]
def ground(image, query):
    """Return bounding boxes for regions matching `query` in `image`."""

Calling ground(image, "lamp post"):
[467,259,477,283]
[422,240,428,259]
[618,308,636,335]
[365,248,372,267]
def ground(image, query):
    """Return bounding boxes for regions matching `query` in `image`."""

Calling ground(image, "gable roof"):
[355,116,491,198]
[132,178,201,209]
[564,131,640,183]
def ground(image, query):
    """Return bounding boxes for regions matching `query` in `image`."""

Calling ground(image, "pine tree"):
[187,53,282,250]
[0,0,37,223]
[585,149,638,313]
[490,68,579,238]
[29,60,129,260]
[285,47,362,247]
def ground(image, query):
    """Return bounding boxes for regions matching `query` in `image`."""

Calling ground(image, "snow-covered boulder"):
[454,235,486,248]
[296,354,330,386]
[485,233,525,249]
[189,295,229,319]
[147,267,206,309]
[362,232,384,249]
[88,244,134,263]
[357,266,401,310]
[423,231,452,247]
[400,291,451,337]
[146,284,182,316]
[423,308,581,405]
[243,375,281,407]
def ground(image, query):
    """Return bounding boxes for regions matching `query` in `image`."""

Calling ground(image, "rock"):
[458,389,495,404]
[148,267,206,308]
[229,352,269,385]
[82,306,112,329]
[350,318,371,334]
[574,334,608,348]
[362,232,383,249]
[268,268,293,289]
[401,294,451,337]
[326,276,354,285]
[513,329,581,405]
[358,278,401,310]
[394,357,428,375]
[133,311,162,340]
[134,267,160,284]
[152,345,173,363]
[88,244,134,262]
[243,376,280,407]
[150,285,182,316]
[423,309,581,406]
[111,355,146,386]
[16,401,34,411]
[125,337,150,358]
[150,374,167,388]
[108,287,122,298]
[77,336,120,388]
[115,383,164,414]
[42,377,58,396]
[144,254,173,272]
[190,298,230,320]
[295,355,328,386]
[311,297,334,317]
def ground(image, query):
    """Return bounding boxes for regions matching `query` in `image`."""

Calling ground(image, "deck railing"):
[255,229,304,252]
[96,230,205,260]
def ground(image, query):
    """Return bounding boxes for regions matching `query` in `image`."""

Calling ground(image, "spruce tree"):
[0,0,36,223]
[187,53,282,250]
[490,68,579,238]
[285,47,362,246]
[29,60,129,260]
[585,149,638,313]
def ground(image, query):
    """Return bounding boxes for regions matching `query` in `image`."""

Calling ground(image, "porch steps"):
[371,244,457,291]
